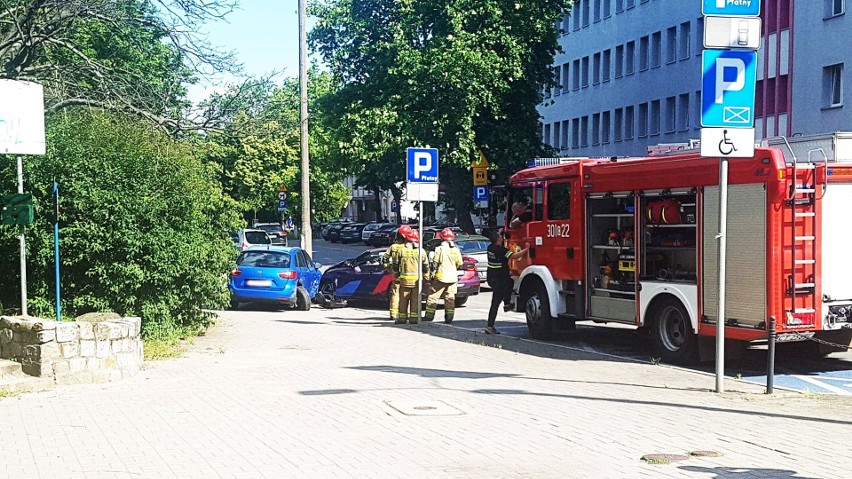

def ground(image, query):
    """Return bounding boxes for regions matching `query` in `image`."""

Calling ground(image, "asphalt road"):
[311,238,852,395]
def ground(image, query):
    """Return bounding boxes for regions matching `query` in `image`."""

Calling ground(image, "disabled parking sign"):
[701,49,757,128]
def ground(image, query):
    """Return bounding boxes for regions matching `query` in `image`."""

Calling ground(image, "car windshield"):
[456,240,489,253]
[244,231,270,244]
[238,251,290,268]
[255,224,281,233]
[377,225,397,232]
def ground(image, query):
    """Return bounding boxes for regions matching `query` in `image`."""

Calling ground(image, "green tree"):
[0,110,241,337]
[201,71,349,224]
[310,0,568,231]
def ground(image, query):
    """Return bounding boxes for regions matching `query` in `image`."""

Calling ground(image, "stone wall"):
[0,316,143,385]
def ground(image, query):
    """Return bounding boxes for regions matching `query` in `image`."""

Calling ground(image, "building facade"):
[539,0,848,157]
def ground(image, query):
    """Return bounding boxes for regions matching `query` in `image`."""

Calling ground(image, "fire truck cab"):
[504,143,852,364]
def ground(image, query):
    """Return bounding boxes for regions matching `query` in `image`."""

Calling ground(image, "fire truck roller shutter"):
[702,184,767,328]
[821,182,852,328]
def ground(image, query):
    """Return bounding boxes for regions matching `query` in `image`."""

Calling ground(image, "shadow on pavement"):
[678,466,817,478]
[349,365,519,379]
[274,319,326,325]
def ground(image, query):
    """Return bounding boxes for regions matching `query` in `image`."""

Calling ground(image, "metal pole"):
[17,155,27,317]
[715,156,729,393]
[417,202,423,322]
[766,316,776,394]
[298,0,312,256]
[54,181,61,322]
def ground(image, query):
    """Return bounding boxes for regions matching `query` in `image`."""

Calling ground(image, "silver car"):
[425,235,490,286]
[235,229,272,251]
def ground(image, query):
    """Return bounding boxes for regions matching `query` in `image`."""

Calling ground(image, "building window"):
[639,36,649,71]
[824,63,844,108]
[665,96,676,133]
[544,83,551,99]
[602,110,611,144]
[826,0,845,18]
[572,118,580,148]
[573,6,581,30]
[582,56,590,88]
[694,90,702,130]
[562,121,570,150]
[651,31,662,68]
[626,41,635,75]
[592,113,601,145]
[695,17,704,57]
[572,59,581,90]
[650,99,660,135]
[627,0,636,8]
[616,0,624,13]
[638,102,648,137]
[666,27,677,64]
[553,66,561,96]
[680,22,691,60]
[615,45,624,78]
[594,0,602,23]
[677,93,690,131]
[593,52,601,85]
[562,64,570,93]
[602,49,611,82]
[544,124,551,145]
[553,122,561,149]
[604,0,612,18]
[583,0,590,27]
[614,108,623,142]
[581,116,589,147]
[625,105,635,139]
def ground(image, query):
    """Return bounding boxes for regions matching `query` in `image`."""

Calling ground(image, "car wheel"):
[522,280,554,340]
[650,296,698,365]
[454,296,468,307]
[296,286,311,311]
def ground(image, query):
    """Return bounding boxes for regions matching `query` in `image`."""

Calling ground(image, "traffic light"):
[1,193,34,225]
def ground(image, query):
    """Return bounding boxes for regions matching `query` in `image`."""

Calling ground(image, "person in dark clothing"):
[485,229,530,334]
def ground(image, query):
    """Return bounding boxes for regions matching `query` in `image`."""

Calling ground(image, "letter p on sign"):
[406,147,439,183]
[715,57,745,104]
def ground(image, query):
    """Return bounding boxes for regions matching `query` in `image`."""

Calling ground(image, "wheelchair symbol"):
[718,130,738,156]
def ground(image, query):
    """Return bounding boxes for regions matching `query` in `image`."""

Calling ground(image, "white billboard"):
[0,79,46,155]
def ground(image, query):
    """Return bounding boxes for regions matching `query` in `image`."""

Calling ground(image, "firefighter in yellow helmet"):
[392,228,429,324]
[424,228,463,323]
[382,224,413,322]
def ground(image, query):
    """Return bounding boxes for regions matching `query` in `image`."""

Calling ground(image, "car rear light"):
[462,257,477,271]
[230,269,242,277]
[279,271,298,279]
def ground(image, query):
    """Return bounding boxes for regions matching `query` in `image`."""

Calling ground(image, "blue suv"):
[228,246,322,310]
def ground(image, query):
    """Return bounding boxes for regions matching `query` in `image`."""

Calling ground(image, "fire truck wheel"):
[523,281,554,340]
[650,296,698,365]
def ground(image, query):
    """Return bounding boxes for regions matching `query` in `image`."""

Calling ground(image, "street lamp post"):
[298,0,312,255]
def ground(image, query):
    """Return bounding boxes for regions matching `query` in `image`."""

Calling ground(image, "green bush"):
[0,109,241,339]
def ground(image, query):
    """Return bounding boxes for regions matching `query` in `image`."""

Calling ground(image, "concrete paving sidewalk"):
[1,304,851,479]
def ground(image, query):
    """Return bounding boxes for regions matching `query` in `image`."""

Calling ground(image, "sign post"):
[406,147,439,322]
[1,79,46,317]
[700,0,761,394]
[472,149,490,210]
[53,181,61,322]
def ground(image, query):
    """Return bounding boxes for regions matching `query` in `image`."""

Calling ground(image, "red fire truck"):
[503,144,852,364]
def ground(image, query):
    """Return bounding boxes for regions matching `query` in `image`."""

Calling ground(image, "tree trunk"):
[391,186,402,225]
[445,168,475,234]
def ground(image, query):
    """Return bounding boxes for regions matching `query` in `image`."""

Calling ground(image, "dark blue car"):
[229,246,322,310]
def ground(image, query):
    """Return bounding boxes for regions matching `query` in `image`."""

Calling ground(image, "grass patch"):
[143,338,186,360]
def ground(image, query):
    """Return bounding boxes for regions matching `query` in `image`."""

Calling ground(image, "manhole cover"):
[385,400,464,416]
[690,450,723,457]
[641,454,690,465]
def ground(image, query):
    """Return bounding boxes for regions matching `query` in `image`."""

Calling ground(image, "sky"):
[187,0,308,103]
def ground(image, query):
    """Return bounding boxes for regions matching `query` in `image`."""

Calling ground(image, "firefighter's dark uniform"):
[486,243,514,328]
[424,241,462,323]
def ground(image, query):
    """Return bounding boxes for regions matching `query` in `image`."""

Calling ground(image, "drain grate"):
[385,400,464,416]
[641,453,691,465]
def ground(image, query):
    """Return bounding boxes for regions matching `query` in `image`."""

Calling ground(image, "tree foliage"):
[0,0,238,132]
[310,0,568,230]
[0,110,241,337]
[201,70,350,224]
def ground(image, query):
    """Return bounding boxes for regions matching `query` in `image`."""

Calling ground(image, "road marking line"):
[794,375,852,395]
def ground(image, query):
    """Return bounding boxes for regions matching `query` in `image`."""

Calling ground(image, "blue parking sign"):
[701,49,757,128]
[406,147,439,183]
[702,0,761,17]
[473,186,488,202]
